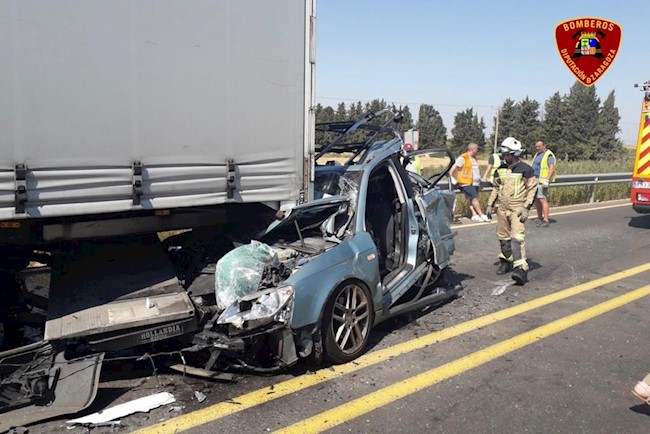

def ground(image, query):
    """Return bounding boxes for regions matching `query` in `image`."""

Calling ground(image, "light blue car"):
[209,110,460,369]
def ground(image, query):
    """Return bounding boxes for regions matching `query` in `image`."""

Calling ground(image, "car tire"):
[322,280,374,364]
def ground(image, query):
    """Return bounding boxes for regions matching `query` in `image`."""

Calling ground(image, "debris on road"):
[168,363,236,382]
[66,392,176,426]
[194,391,207,403]
[491,283,510,296]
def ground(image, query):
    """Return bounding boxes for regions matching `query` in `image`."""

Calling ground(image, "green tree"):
[513,96,541,155]
[335,102,347,121]
[539,92,570,160]
[417,104,447,149]
[450,108,486,155]
[563,81,601,160]
[314,104,337,147]
[594,90,624,159]
[398,105,415,134]
[348,101,364,120]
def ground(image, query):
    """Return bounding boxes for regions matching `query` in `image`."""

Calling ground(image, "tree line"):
[314,81,624,161]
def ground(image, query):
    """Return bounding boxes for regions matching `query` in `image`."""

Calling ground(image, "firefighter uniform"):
[487,160,538,279]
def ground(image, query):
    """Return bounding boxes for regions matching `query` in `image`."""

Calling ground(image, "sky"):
[315,0,649,146]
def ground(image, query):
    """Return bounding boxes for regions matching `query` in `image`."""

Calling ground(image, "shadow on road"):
[367,268,473,351]
[629,403,650,416]
[628,215,650,229]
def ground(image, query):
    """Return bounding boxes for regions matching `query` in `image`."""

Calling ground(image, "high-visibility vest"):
[488,153,501,183]
[538,150,556,183]
[456,152,474,185]
[414,156,422,175]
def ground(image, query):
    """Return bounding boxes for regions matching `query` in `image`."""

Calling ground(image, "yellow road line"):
[277,283,650,434]
[454,201,630,229]
[133,262,650,434]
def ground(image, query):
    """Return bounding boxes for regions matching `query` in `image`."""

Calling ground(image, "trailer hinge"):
[226,159,237,199]
[14,163,27,214]
[132,161,143,206]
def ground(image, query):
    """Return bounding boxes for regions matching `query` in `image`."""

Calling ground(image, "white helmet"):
[500,137,523,157]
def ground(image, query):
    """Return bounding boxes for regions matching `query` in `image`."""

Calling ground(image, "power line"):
[315,95,500,109]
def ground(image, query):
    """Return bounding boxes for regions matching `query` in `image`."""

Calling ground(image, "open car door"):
[403,148,457,269]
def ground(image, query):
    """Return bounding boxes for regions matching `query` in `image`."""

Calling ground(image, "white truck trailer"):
[0,0,315,428]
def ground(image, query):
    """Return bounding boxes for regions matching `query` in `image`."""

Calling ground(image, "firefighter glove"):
[516,207,528,223]
[485,206,493,220]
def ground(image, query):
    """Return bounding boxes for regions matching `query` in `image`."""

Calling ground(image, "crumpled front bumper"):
[192,287,300,369]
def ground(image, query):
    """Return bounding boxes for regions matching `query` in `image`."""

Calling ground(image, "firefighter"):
[485,137,538,285]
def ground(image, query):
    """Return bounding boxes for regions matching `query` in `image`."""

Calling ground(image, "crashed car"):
[0,110,459,430]
[201,110,461,367]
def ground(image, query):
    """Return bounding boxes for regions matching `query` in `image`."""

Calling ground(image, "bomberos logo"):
[554,17,622,86]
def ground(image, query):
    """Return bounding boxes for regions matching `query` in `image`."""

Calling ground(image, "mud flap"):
[0,341,103,432]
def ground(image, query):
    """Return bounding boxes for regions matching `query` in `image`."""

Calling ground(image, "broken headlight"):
[216,285,294,331]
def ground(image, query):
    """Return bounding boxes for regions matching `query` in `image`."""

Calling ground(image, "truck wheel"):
[322,281,374,364]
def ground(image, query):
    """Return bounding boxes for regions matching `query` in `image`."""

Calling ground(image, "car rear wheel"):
[322,281,374,364]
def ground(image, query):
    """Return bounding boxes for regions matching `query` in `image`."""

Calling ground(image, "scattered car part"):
[66,392,176,426]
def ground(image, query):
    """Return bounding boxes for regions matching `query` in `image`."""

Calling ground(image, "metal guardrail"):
[439,172,632,203]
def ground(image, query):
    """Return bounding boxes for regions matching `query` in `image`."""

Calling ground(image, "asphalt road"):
[32,199,650,434]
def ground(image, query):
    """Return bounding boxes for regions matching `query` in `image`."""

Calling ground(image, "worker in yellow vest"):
[481,152,502,184]
[449,143,489,222]
[532,140,556,227]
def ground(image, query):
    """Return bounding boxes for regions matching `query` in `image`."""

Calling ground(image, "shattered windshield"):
[314,170,362,205]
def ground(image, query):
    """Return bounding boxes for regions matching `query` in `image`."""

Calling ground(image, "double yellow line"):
[279,282,650,433]
[135,261,650,434]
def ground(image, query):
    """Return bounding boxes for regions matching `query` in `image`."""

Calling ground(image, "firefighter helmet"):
[403,143,413,152]
[500,137,523,157]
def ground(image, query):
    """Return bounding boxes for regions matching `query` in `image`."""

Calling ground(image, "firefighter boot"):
[512,267,528,285]
[496,259,512,275]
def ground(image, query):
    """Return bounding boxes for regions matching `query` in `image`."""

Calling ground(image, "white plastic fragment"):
[194,391,207,403]
[66,392,175,425]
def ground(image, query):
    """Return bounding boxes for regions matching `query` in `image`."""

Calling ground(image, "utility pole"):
[493,107,500,153]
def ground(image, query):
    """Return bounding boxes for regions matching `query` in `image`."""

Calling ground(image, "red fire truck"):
[632,81,650,213]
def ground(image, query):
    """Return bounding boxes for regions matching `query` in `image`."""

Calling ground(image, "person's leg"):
[496,208,512,274]
[536,186,550,224]
[464,188,480,220]
[510,215,528,284]
[541,197,550,223]
[471,197,483,216]
[465,186,487,221]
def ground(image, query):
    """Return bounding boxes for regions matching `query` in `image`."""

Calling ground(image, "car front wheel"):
[322,281,374,364]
